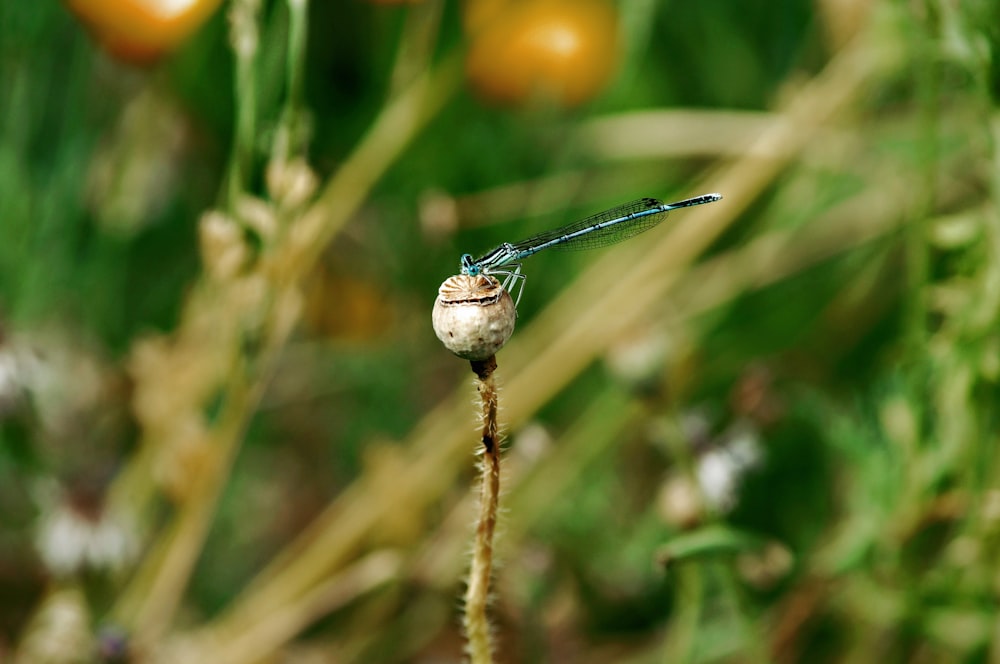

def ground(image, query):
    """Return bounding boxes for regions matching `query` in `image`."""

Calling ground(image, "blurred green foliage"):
[1,0,1000,662]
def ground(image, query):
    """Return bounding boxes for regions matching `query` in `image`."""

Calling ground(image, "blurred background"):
[1,0,999,662]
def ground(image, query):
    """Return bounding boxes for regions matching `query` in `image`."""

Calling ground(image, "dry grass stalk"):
[464,355,501,663]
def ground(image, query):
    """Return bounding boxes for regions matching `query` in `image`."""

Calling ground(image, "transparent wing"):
[509,198,670,255]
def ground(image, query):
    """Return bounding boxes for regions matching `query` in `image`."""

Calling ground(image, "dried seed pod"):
[432,275,515,360]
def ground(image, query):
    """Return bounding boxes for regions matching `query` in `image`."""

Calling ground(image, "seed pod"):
[432,275,515,360]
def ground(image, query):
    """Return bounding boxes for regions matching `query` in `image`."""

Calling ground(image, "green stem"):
[275,0,309,161]
[226,0,260,209]
[285,0,307,113]
[661,563,704,664]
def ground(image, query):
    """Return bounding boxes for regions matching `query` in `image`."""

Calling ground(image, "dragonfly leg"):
[488,264,525,308]
[504,265,525,307]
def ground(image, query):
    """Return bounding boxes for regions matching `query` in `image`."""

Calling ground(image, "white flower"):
[695,422,764,512]
[35,496,138,577]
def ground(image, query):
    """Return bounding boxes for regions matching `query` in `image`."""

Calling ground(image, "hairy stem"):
[464,356,500,664]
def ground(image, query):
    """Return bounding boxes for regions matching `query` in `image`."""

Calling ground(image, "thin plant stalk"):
[272,0,309,163]
[388,0,443,97]
[464,355,501,664]
[285,0,308,114]
[226,0,261,208]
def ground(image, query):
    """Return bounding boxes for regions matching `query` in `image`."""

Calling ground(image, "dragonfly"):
[459,192,722,305]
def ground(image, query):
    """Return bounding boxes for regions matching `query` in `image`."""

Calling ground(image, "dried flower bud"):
[656,473,704,529]
[266,157,318,210]
[199,211,248,280]
[153,414,213,502]
[736,541,793,589]
[432,275,515,360]
[234,195,278,243]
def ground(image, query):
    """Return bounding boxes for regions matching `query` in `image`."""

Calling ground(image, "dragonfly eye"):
[460,253,478,275]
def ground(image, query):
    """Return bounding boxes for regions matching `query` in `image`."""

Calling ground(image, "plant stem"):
[284,0,308,114]
[464,355,500,664]
[226,0,260,209]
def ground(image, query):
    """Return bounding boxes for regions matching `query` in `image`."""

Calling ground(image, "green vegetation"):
[1,0,999,662]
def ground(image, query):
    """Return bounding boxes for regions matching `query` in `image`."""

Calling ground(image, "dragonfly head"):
[460,253,480,276]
